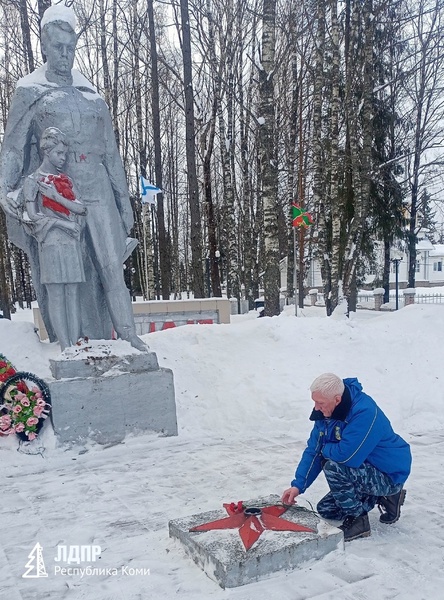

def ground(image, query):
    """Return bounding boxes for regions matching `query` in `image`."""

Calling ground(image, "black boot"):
[339,513,371,542]
[378,488,406,524]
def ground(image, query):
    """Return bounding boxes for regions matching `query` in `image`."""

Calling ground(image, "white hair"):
[310,373,344,398]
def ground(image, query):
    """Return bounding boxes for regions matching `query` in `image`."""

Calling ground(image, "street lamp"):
[390,251,403,310]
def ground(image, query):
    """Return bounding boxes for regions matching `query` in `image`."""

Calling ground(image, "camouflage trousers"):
[317,459,403,520]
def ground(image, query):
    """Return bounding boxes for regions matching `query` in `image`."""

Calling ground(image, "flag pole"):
[142,202,149,300]
[293,226,298,316]
[291,203,314,316]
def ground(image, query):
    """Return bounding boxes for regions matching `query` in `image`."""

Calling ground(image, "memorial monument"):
[0,4,145,351]
[0,4,177,443]
[169,495,343,588]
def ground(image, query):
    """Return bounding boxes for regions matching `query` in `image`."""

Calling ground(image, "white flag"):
[140,176,162,205]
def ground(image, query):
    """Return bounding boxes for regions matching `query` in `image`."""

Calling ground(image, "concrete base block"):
[169,495,343,588]
[48,353,177,445]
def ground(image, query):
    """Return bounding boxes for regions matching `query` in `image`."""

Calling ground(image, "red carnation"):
[16,381,29,393]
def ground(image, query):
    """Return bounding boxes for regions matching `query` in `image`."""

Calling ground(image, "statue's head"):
[40,127,68,170]
[41,5,77,78]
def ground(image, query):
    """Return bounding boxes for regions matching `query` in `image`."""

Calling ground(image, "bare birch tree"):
[259,0,280,316]
[179,0,205,297]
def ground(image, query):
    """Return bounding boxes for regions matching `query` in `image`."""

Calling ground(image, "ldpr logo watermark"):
[22,543,150,578]
[22,543,48,579]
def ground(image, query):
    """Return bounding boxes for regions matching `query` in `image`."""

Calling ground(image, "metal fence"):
[358,293,444,307]
[415,293,444,304]
[311,292,444,308]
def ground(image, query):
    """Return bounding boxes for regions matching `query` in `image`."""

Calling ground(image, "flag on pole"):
[140,176,162,205]
[291,203,314,228]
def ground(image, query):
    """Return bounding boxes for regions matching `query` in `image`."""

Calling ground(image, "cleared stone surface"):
[48,353,177,445]
[169,495,343,588]
[50,352,159,379]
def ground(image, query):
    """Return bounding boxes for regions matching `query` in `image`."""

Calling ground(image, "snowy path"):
[1,429,443,600]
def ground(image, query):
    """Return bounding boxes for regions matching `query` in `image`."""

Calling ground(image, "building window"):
[434,261,442,272]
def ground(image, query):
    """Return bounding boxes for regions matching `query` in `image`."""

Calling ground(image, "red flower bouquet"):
[41,173,76,216]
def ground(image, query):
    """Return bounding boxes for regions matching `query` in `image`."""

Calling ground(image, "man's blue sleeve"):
[291,424,325,493]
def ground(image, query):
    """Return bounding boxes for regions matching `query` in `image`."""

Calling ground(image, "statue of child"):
[24,127,87,350]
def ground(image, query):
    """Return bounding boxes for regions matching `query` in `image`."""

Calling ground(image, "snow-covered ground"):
[1,303,443,599]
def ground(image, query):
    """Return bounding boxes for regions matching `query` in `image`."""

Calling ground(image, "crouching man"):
[282,373,412,541]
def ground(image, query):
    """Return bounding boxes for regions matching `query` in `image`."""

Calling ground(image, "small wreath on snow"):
[0,371,51,441]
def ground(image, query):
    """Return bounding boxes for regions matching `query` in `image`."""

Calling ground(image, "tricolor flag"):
[140,176,162,205]
[291,203,314,228]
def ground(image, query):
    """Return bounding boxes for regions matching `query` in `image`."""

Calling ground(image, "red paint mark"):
[190,503,315,551]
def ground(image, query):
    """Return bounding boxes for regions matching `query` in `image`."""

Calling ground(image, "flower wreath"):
[0,371,52,441]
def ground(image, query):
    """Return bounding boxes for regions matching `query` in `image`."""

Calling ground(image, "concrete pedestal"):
[169,495,343,588]
[48,350,177,445]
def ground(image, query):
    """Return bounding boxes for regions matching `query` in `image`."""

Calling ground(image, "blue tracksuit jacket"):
[291,378,412,493]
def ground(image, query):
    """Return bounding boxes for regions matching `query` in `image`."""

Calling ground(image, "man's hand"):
[281,486,300,506]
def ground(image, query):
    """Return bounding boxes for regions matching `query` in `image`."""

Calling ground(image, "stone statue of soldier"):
[0,5,146,352]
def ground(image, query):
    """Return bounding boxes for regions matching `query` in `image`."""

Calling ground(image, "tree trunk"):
[259,0,280,317]
[221,0,239,301]
[343,0,374,307]
[201,107,222,298]
[180,0,204,298]
[112,0,120,148]
[99,0,111,107]
[329,0,341,311]
[239,0,260,308]
[312,0,329,313]
[0,213,11,319]
[19,0,34,72]
[286,11,299,303]
[131,0,154,299]
[147,0,170,299]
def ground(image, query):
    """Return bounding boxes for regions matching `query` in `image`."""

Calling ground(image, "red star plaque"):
[190,501,316,550]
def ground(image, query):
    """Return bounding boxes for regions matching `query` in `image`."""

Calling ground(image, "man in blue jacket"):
[282,373,412,541]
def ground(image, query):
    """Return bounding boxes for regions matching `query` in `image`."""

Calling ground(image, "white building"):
[280,233,444,292]
[383,237,444,288]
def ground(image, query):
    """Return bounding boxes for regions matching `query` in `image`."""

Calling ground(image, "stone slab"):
[48,354,177,445]
[169,495,343,588]
[50,352,159,380]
